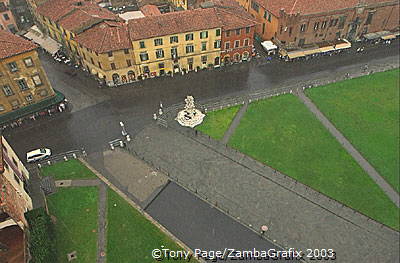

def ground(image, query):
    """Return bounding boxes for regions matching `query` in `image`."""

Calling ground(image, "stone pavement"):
[221,102,248,145]
[146,181,297,262]
[26,166,46,209]
[85,149,169,208]
[129,124,399,263]
[295,89,400,207]
[79,158,203,263]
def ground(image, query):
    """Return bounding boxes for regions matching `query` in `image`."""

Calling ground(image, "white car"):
[26,148,51,163]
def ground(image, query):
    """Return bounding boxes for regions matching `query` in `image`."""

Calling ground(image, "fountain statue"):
[175,96,205,128]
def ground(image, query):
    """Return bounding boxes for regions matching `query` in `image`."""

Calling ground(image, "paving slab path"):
[221,102,248,144]
[54,178,107,263]
[97,183,107,263]
[295,89,400,208]
[129,124,399,263]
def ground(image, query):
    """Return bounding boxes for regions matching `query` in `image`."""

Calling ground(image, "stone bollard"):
[64,156,68,161]
[110,144,115,150]
[73,153,77,159]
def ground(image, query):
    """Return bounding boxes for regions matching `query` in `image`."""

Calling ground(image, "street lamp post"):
[260,225,268,236]
[120,121,127,136]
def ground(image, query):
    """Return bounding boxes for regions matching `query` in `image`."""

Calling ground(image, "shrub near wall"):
[25,208,57,263]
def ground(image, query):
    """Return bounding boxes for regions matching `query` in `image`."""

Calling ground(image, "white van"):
[26,148,51,163]
[261,41,278,56]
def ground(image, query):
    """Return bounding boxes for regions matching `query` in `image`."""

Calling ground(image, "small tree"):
[25,208,57,263]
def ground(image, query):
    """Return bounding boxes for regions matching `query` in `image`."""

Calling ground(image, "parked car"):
[26,148,51,163]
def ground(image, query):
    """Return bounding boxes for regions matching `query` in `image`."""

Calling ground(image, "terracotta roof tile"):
[215,7,258,30]
[74,21,131,53]
[37,0,81,22]
[0,30,37,60]
[128,8,222,41]
[140,5,162,16]
[58,4,117,32]
[208,0,258,30]
[256,0,394,17]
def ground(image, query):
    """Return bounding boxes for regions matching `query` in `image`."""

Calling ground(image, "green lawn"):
[41,159,97,180]
[226,94,399,230]
[107,189,192,262]
[306,69,400,193]
[47,187,99,263]
[196,105,241,140]
[42,160,194,262]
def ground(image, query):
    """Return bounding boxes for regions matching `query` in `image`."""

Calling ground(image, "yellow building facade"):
[78,46,138,86]
[76,27,222,86]
[132,29,222,78]
[37,14,80,60]
[169,0,188,10]
[30,1,228,86]
[0,49,55,115]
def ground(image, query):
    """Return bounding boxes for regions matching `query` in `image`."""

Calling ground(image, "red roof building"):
[58,4,117,33]
[128,8,222,41]
[37,0,118,33]
[74,21,131,53]
[236,0,399,47]
[0,29,37,59]
[215,6,258,63]
[36,0,81,22]
[140,4,162,16]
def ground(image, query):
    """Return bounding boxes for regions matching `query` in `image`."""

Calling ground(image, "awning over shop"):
[279,49,288,57]
[319,46,336,52]
[363,31,391,40]
[381,34,396,40]
[334,39,351,50]
[363,32,380,40]
[0,90,65,125]
[261,41,278,51]
[376,31,391,37]
[303,48,321,56]
[287,51,305,59]
[24,25,61,55]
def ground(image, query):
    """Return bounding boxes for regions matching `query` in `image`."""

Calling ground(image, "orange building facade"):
[235,0,399,48]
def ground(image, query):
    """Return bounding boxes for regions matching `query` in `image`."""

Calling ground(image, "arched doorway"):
[127,71,135,82]
[242,51,249,61]
[112,73,120,85]
[214,57,220,66]
[223,56,230,64]
[234,53,241,62]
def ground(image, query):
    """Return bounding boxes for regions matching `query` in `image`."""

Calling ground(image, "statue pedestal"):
[175,109,205,128]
